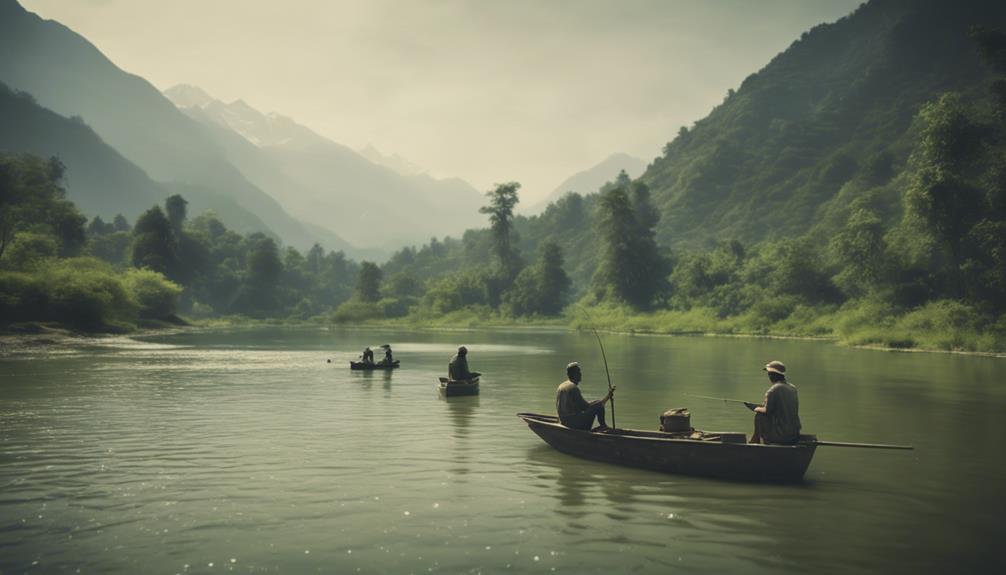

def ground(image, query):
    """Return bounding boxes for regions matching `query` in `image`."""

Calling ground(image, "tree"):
[356,261,382,302]
[592,184,667,308]
[165,194,188,234]
[831,206,887,296]
[131,206,178,278]
[904,95,989,293]
[0,154,85,260]
[503,241,571,316]
[238,234,283,315]
[87,216,112,237]
[536,241,571,315]
[479,182,522,279]
[112,214,131,232]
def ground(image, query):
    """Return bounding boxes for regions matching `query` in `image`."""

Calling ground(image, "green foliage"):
[502,241,571,316]
[0,153,85,261]
[88,231,131,265]
[420,270,489,314]
[3,232,58,270]
[356,261,382,303]
[131,206,178,277]
[331,299,384,323]
[479,182,523,278]
[592,184,667,308]
[0,257,139,329]
[830,206,887,296]
[165,194,188,234]
[122,268,182,319]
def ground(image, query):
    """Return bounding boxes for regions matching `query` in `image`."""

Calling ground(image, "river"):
[0,327,1003,574]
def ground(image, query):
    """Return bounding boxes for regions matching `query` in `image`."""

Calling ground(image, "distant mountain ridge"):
[0,82,164,217]
[163,84,331,150]
[164,83,486,249]
[357,145,425,177]
[0,82,292,240]
[526,153,648,214]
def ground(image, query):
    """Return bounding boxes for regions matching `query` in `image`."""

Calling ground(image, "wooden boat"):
[438,376,480,396]
[517,412,817,483]
[349,360,400,370]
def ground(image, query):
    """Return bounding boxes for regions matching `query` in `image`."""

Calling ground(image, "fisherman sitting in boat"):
[556,362,615,431]
[448,346,480,381]
[749,360,801,445]
[380,344,393,365]
[362,347,375,364]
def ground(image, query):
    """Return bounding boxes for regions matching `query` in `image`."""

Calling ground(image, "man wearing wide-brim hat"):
[750,360,802,444]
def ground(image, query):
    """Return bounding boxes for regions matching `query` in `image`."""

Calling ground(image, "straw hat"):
[763,360,786,375]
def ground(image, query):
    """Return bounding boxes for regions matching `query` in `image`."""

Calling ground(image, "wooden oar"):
[803,440,914,450]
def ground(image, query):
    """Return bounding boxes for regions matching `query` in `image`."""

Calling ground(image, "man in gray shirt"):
[556,362,615,431]
[750,360,801,444]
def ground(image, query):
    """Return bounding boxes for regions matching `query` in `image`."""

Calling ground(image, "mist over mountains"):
[5,0,1000,263]
[164,83,486,251]
[0,0,491,258]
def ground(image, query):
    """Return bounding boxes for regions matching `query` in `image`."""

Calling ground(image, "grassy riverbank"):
[5,299,1003,357]
[321,300,1006,356]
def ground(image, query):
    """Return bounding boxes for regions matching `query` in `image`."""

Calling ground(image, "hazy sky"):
[22,0,860,203]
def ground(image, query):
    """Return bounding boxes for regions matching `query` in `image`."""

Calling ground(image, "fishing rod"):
[577,306,615,428]
[688,395,914,449]
[686,393,759,411]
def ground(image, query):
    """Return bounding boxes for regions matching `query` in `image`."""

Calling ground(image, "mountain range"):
[0,0,361,253]
[163,84,486,250]
[6,0,982,264]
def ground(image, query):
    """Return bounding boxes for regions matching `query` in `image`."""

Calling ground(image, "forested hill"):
[644,0,1006,249]
[0,83,164,217]
[0,0,352,253]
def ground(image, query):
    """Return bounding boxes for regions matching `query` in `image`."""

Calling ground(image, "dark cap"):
[458,346,467,354]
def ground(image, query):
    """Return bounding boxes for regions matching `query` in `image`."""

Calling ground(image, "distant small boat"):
[438,376,480,396]
[517,412,817,483]
[350,360,400,371]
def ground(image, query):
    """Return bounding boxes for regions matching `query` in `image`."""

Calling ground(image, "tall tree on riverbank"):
[131,206,178,278]
[593,183,667,308]
[357,261,382,302]
[479,182,523,279]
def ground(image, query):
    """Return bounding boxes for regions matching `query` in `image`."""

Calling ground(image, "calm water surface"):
[1,327,1004,574]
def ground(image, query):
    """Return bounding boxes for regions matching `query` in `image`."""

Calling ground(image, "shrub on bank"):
[332,299,384,323]
[39,258,137,329]
[123,268,182,319]
[0,258,183,331]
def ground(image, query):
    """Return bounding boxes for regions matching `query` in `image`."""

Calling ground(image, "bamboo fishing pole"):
[577,306,615,428]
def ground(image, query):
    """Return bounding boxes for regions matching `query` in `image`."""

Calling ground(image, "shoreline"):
[3,318,1004,359]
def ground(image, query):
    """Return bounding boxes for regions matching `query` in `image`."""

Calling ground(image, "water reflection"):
[441,395,479,479]
[443,395,479,438]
